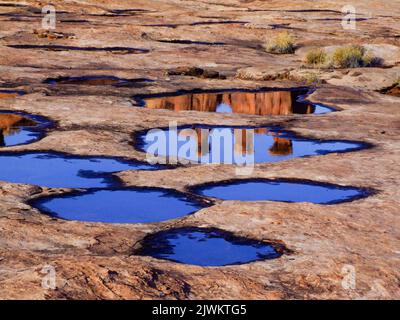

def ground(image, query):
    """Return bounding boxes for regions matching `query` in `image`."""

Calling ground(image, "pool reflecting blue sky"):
[192,179,369,204]
[0,152,155,188]
[137,125,368,165]
[31,188,206,223]
[137,227,282,266]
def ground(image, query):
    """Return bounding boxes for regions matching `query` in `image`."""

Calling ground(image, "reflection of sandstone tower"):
[145,91,315,115]
[178,128,210,157]
[146,93,220,112]
[234,129,254,156]
[222,91,315,115]
[269,137,293,156]
[0,114,37,146]
[0,92,18,99]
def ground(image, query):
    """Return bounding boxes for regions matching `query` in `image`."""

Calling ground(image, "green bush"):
[331,45,372,68]
[305,48,327,66]
[265,32,295,54]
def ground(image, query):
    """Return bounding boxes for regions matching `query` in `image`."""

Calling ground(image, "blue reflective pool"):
[134,88,334,116]
[192,179,369,204]
[0,152,156,188]
[0,111,52,147]
[31,188,206,223]
[136,227,283,266]
[136,125,369,165]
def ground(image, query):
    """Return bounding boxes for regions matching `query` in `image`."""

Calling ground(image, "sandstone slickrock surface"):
[0,0,399,300]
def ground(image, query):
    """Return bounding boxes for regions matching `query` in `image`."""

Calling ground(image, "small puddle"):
[7,45,149,54]
[191,179,370,204]
[135,227,283,266]
[134,88,334,115]
[0,111,52,147]
[156,39,225,46]
[30,187,207,223]
[0,152,156,188]
[380,83,400,97]
[0,90,25,99]
[135,125,369,165]
[43,76,153,87]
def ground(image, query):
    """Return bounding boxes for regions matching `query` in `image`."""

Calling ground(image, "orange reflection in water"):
[0,114,37,146]
[145,91,314,115]
[177,127,293,158]
[0,92,18,99]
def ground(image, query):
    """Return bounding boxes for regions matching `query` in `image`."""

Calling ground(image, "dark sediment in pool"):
[0,90,25,98]
[0,151,156,188]
[7,45,149,54]
[133,87,334,116]
[135,227,284,266]
[190,179,371,204]
[43,76,153,87]
[380,82,400,97]
[0,111,53,147]
[135,124,370,165]
[30,187,207,224]
[156,39,226,45]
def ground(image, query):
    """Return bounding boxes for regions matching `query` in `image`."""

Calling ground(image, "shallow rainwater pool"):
[136,227,283,266]
[134,88,334,115]
[0,111,52,147]
[0,152,156,188]
[191,179,369,204]
[136,125,369,165]
[43,75,153,87]
[31,188,207,223]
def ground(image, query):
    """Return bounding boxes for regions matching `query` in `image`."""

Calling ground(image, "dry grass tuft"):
[305,48,327,66]
[331,45,373,68]
[265,32,295,54]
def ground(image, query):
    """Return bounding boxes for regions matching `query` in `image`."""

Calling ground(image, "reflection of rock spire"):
[0,92,18,99]
[178,128,210,157]
[0,114,37,145]
[145,91,315,115]
[234,129,254,156]
[269,136,293,156]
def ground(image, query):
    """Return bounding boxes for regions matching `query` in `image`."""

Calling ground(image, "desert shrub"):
[305,48,327,66]
[331,45,373,68]
[265,32,295,54]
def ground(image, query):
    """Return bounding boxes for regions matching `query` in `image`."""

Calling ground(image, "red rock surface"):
[0,0,399,300]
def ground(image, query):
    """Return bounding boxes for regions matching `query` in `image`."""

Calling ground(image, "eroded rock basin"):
[30,187,207,224]
[136,227,284,266]
[0,111,52,147]
[7,45,149,54]
[43,75,153,87]
[136,125,369,165]
[135,88,334,116]
[0,152,156,188]
[0,90,25,99]
[191,179,371,204]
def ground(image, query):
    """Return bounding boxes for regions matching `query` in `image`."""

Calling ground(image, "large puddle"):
[0,111,52,147]
[135,227,283,266]
[8,45,149,54]
[134,88,334,116]
[135,125,369,165]
[191,179,370,204]
[43,76,153,87]
[30,187,207,223]
[0,152,156,188]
